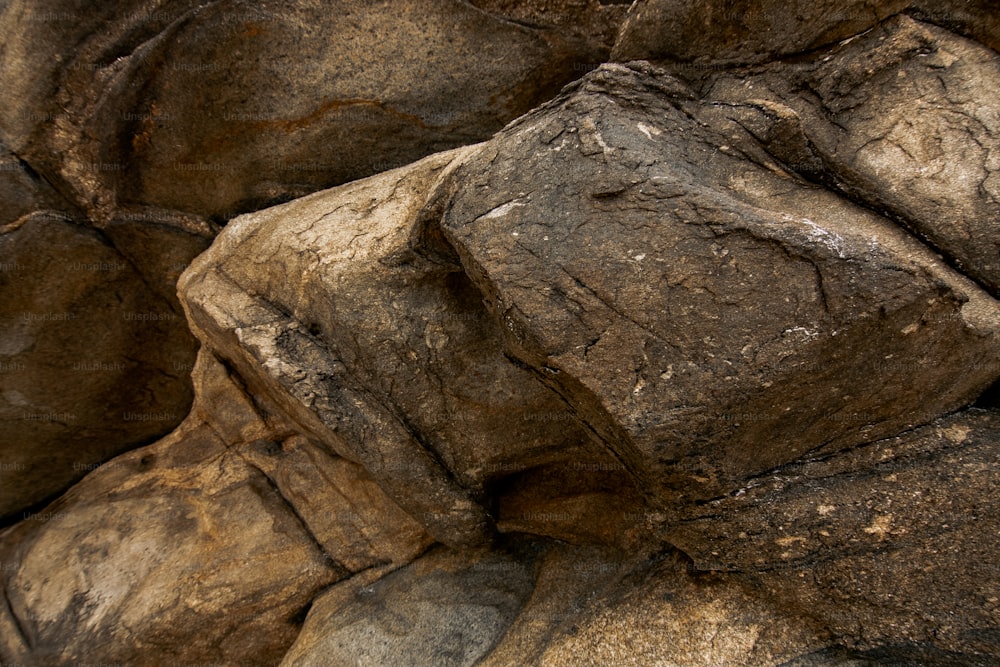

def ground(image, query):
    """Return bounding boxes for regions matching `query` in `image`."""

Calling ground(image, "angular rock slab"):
[706,16,1000,295]
[0,0,611,221]
[611,0,910,66]
[180,148,630,549]
[440,62,1000,508]
[0,349,433,665]
[0,213,199,520]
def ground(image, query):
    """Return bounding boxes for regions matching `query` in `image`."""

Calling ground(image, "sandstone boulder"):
[3,2,1000,664]
[179,147,640,549]
[704,15,1000,295]
[0,349,433,664]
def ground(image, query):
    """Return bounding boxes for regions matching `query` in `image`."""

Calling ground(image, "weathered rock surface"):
[0,349,433,664]
[0,0,621,510]
[908,0,1000,53]
[0,144,74,227]
[0,212,200,520]
[611,0,911,66]
[179,147,641,549]
[3,1,1000,665]
[704,15,1000,295]
[0,0,617,223]
[668,408,1000,659]
[440,60,1000,511]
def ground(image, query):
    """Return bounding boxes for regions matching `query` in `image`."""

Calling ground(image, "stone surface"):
[667,409,1000,575]
[704,15,1000,296]
[908,0,1000,53]
[0,143,75,227]
[0,349,435,664]
[0,0,615,223]
[439,61,1000,511]
[611,0,911,66]
[3,1,1000,664]
[281,541,541,667]
[284,542,890,667]
[0,213,199,521]
[179,148,638,549]
[666,407,1000,662]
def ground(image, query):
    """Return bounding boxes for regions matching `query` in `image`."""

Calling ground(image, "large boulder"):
[179,147,639,549]
[438,61,1000,511]
[703,15,1000,294]
[0,349,432,665]
[0,0,618,223]
[0,212,200,520]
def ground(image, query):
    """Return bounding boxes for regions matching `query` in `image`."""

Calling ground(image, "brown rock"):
[660,408,1000,659]
[908,0,1000,53]
[0,349,435,664]
[0,213,198,520]
[179,148,635,549]
[284,541,842,667]
[0,0,614,222]
[439,61,1000,511]
[611,0,910,67]
[0,143,75,226]
[705,15,1000,295]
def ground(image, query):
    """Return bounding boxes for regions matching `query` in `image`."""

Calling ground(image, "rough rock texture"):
[178,147,643,549]
[611,0,911,66]
[704,15,1000,295]
[671,409,1000,657]
[0,0,616,223]
[908,0,1000,53]
[0,349,433,664]
[3,1,1000,665]
[284,542,836,667]
[0,144,73,226]
[440,61,1000,511]
[0,0,623,518]
[0,212,200,520]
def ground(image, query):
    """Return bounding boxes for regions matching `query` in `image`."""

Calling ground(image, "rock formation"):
[2,1,999,665]
[0,0,619,520]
